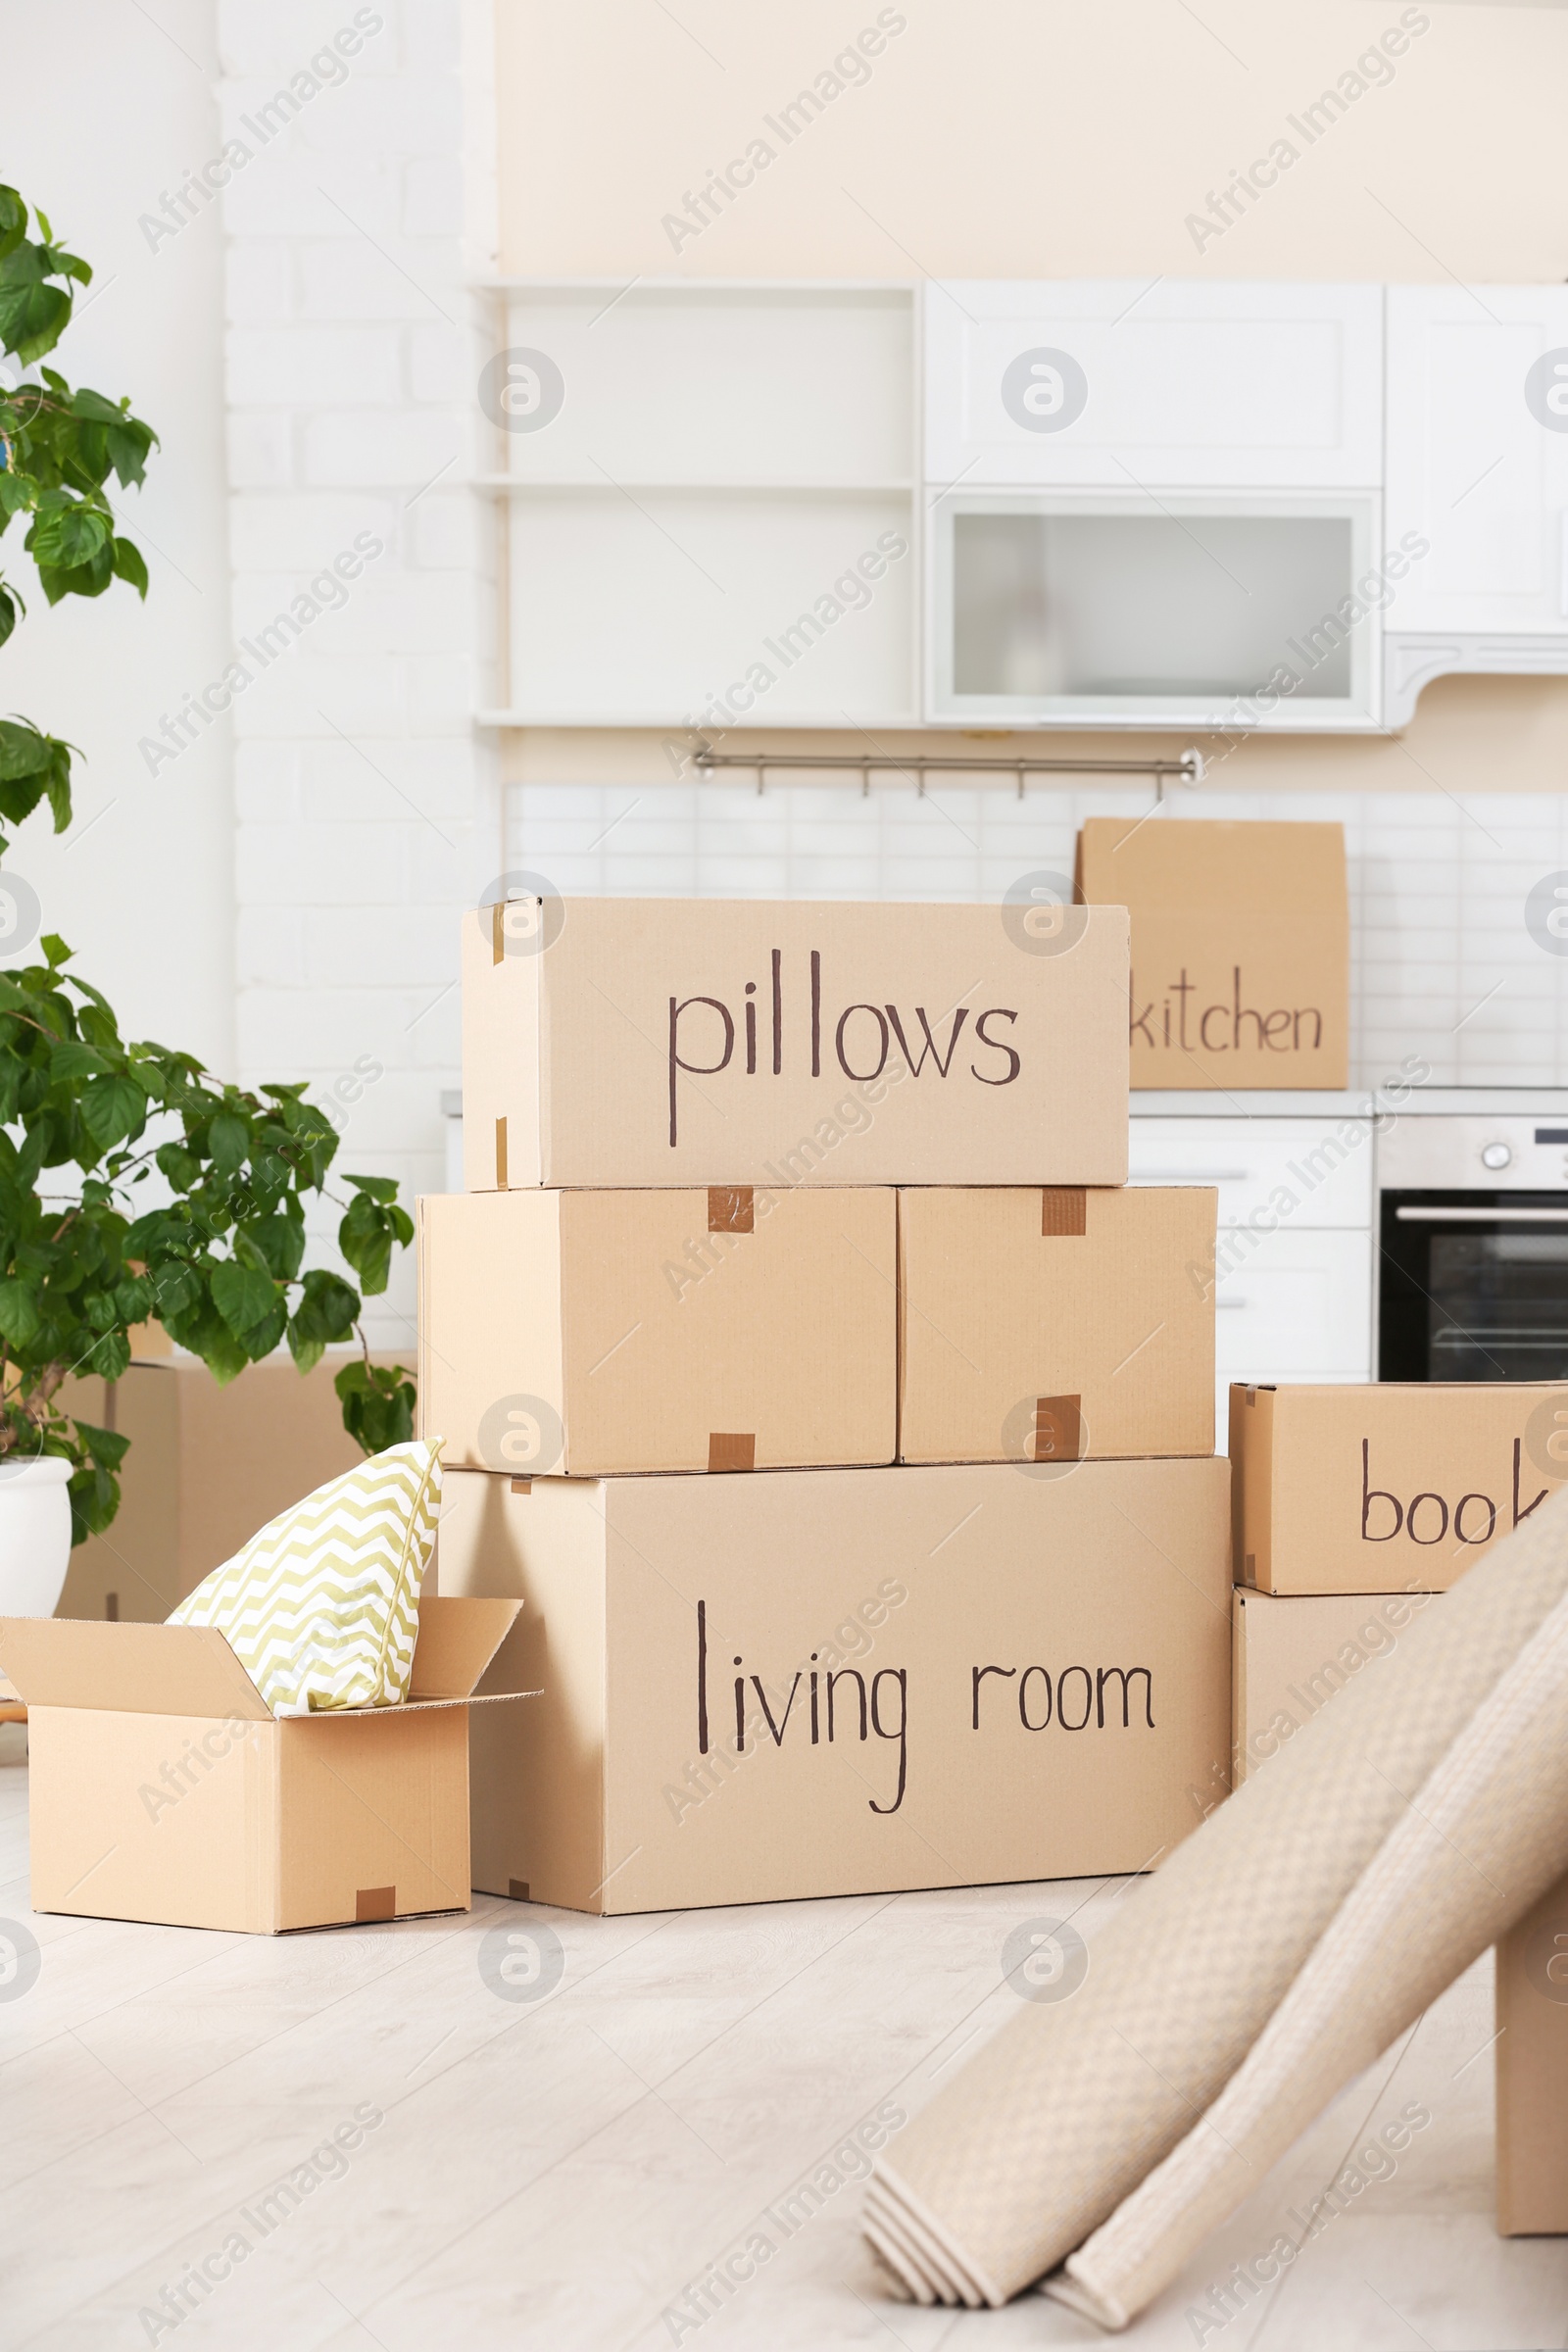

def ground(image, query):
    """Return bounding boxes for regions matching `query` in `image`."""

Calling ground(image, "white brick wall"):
[219,0,500,1350]
[506,781,1568,1093]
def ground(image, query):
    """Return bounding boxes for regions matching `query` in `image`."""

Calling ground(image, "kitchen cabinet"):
[1384,285,1568,720]
[1132,1112,1375,1450]
[1127,1115,1373,1231]
[927,489,1379,729]
[923,280,1384,492]
[476,281,918,729]
[472,275,1568,736]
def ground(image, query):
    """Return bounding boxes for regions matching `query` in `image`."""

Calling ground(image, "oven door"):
[1379,1191,1568,1381]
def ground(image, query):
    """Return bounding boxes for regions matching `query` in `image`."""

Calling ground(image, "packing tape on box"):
[1041,1189,1087,1239]
[708,1186,755,1235]
[708,1433,756,1474]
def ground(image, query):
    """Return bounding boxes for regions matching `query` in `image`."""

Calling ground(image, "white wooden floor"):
[2,1733,1565,2352]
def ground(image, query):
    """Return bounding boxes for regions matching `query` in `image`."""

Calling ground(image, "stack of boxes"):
[423,895,1231,1915]
[1228,1379,1568,2237]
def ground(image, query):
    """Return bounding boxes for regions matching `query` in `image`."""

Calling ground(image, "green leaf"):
[240,1212,305,1281]
[0,716,56,782]
[0,187,25,264]
[50,1040,109,1082]
[0,275,70,367]
[68,1462,119,1544]
[154,1141,201,1191]
[207,1111,249,1177]
[79,1072,146,1152]
[27,501,109,570]
[0,1277,40,1347]
[334,1359,416,1455]
[73,1415,129,1473]
[112,536,148,597]
[343,1172,400,1203]
[87,1329,130,1380]
[211,1259,277,1341]
[289,1266,359,1354]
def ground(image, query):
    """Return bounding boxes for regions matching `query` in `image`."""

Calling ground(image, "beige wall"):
[496,0,1568,789]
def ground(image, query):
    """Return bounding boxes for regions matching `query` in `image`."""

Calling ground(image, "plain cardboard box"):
[434,1456,1231,1915]
[0,1598,530,1935]
[1230,1587,1436,1786]
[898,1185,1216,1464]
[418,1185,897,1475]
[1229,1382,1568,1594]
[57,1352,407,1623]
[1496,1867,1568,2234]
[462,895,1130,1190]
[1076,818,1348,1091]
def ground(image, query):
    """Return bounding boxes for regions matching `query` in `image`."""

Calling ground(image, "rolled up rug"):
[1052,1573,1568,2328]
[861,1483,1568,2308]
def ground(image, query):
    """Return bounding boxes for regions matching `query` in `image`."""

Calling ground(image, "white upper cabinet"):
[924,281,1385,492]
[1385,285,1568,637]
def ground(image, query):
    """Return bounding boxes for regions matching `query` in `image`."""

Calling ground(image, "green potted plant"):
[0,185,415,1610]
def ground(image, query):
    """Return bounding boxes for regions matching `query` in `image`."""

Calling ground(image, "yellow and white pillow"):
[169,1439,443,1716]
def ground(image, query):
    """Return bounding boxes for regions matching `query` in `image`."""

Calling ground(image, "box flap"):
[408,1596,525,1698]
[0,1618,272,1720]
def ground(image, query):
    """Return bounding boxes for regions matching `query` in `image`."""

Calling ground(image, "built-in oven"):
[1378,1112,1568,1382]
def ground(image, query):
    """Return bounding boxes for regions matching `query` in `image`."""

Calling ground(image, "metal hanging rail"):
[690,743,1206,798]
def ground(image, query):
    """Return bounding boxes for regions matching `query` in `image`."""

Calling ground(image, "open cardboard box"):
[0,1597,533,1935]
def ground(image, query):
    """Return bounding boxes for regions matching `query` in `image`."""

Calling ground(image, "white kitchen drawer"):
[1128,1116,1372,1232]
[1213,1228,1373,1377]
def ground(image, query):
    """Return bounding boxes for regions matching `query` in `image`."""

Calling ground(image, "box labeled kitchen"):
[1229,1382,1568,1594]
[1231,1586,1435,1785]
[1496,1866,1568,2235]
[0,1599,530,1936]
[1075,818,1348,1091]
[417,1185,897,1476]
[434,1456,1231,1916]
[462,895,1130,1189]
[898,1185,1216,1464]
[57,1353,404,1624]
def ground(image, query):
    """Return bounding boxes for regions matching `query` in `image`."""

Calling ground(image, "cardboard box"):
[1230,1587,1436,1786]
[1229,1383,1568,1594]
[897,1186,1216,1464]
[1497,1866,1568,2234]
[462,896,1130,1190]
[434,1457,1231,1915]
[1076,818,1348,1092]
[418,1186,897,1476]
[58,1352,407,1623]
[0,1598,530,1935]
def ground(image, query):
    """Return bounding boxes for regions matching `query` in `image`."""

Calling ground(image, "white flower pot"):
[0,1457,74,1617]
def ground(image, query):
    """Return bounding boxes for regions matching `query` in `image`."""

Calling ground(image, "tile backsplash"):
[506,782,1568,1092]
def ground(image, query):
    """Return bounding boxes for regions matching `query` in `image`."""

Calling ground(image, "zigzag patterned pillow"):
[169,1439,443,1716]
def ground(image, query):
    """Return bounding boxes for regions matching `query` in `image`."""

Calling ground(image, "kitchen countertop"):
[1132,1087,1568,1118]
